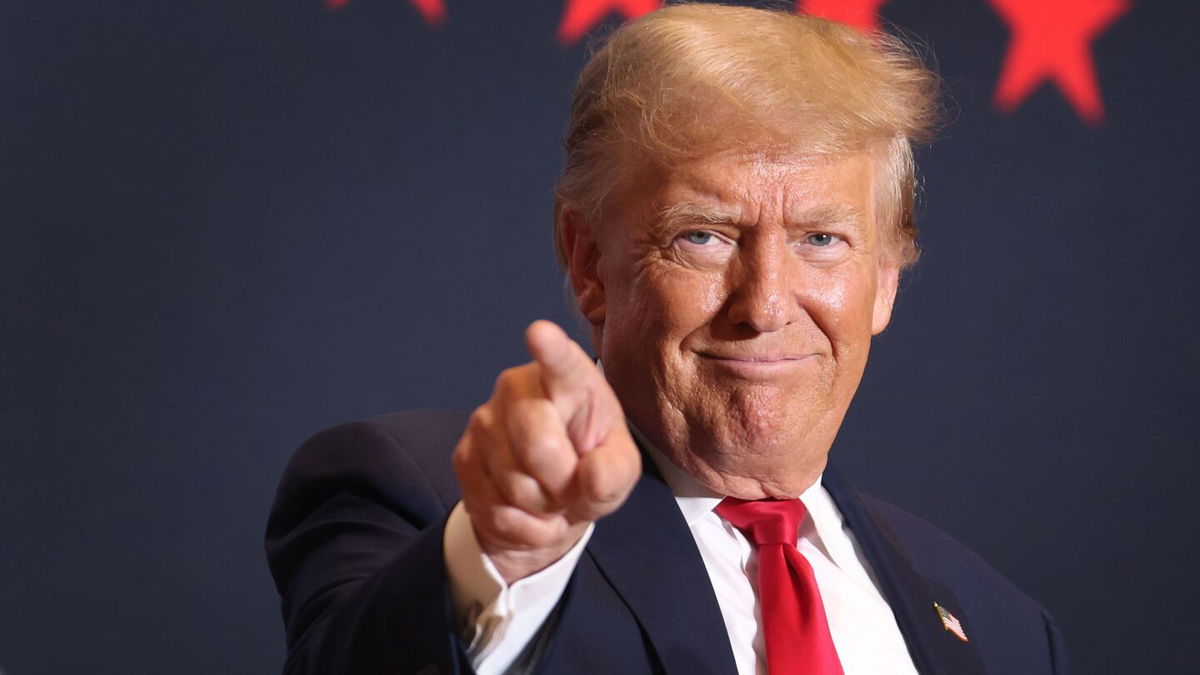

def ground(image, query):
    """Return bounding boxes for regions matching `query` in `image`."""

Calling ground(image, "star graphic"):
[557,0,661,46]
[989,0,1129,125]
[796,0,890,32]
[325,0,446,26]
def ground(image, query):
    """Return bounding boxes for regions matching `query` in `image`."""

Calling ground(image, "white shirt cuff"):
[443,501,594,675]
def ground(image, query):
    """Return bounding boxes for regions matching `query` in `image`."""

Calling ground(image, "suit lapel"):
[585,447,988,674]
[822,465,987,675]
[586,462,739,674]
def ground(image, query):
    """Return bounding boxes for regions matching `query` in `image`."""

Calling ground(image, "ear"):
[560,207,606,326]
[871,257,901,335]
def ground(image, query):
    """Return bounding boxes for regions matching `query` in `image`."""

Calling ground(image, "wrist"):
[483,521,591,585]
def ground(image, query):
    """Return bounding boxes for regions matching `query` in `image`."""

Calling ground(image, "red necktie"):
[716,497,844,675]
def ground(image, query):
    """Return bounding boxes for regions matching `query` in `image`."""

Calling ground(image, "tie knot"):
[715,497,807,546]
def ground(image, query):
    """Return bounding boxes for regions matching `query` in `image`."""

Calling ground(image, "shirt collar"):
[637,433,726,527]
[606,358,863,576]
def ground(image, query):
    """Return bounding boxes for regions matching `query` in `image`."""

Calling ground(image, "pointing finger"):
[525,320,597,400]
[525,320,622,452]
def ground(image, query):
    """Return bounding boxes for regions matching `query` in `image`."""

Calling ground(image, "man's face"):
[573,149,900,497]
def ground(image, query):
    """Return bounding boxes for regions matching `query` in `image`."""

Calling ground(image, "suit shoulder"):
[859,494,1069,672]
[307,409,470,461]
[299,409,466,489]
[860,494,1041,610]
[265,411,472,671]
[268,410,468,540]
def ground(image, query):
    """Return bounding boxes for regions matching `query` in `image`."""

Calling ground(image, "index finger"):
[524,320,597,399]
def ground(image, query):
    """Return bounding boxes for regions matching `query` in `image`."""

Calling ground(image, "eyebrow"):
[791,203,864,228]
[650,201,864,236]
[655,202,741,227]
[642,202,740,242]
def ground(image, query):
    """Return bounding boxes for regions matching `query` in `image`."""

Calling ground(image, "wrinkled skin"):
[453,321,641,584]
[569,149,899,500]
[456,148,899,582]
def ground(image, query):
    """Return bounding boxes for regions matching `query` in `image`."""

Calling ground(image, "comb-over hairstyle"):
[553,2,940,269]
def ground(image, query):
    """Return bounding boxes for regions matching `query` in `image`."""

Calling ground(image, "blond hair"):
[553,3,939,269]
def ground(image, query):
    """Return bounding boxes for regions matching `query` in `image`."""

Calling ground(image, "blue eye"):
[685,231,714,245]
[807,233,836,247]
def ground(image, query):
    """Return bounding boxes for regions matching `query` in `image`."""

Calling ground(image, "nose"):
[724,238,799,334]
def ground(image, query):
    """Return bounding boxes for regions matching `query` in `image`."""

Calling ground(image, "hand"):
[452,320,642,584]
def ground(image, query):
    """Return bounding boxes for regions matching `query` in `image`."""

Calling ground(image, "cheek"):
[822,267,880,329]
[640,268,727,343]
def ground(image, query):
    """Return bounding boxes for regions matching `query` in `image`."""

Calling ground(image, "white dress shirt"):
[444,445,919,675]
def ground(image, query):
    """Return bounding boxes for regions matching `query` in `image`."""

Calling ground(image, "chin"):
[727,393,813,441]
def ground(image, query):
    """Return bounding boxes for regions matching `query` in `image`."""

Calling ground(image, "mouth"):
[698,350,814,362]
[696,352,816,378]
[700,354,808,362]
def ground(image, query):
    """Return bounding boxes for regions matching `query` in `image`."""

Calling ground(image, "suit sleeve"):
[263,418,472,675]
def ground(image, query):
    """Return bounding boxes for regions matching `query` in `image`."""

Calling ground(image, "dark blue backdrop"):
[3,1,1197,673]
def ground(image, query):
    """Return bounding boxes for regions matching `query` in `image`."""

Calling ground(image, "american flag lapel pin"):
[933,602,969,642]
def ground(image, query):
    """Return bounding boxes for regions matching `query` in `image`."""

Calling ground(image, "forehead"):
[643,150,878,226]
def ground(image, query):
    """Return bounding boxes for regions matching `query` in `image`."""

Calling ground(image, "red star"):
[989,0,1129,125]
[325,0,446,26]
[797,0,890,32]
[557,0,661,46]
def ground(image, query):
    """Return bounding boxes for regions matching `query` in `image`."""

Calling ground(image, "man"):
[266,5,1067,674]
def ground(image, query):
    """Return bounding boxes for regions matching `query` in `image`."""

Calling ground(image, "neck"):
[632,424,827,500]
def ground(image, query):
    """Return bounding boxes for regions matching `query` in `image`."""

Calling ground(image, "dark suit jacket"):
[265,410,1068,674]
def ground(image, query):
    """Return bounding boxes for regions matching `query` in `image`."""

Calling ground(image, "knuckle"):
[508,394,547,419]
[510,400,558,437]
[487,507,530,543]
[493,365,532,398]
[493,367,517,392]
[501,474,546,511]
[504,398,536,433]
[452,442,470,472]
[522,435,564,464]
[525,443,577,490]
[491,470,520,500]
[479,443,509,480]
[467,406,494,434]
[585,476,615,505]
[584,466,628,508]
